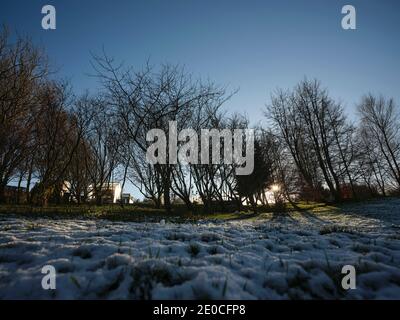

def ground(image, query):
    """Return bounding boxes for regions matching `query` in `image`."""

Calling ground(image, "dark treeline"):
[1,29,399,211]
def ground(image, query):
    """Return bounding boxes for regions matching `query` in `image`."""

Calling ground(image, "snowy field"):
[0,199,400,299]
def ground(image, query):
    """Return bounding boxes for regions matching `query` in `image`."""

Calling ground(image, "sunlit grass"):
[0,197,394,223]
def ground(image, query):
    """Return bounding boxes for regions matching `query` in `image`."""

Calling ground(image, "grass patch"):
[187,243,201,257]
[319,225,357,235]
[129,261,190,299]
[0,203,270,223]
[72,247,92,259]
[0,198,370,223]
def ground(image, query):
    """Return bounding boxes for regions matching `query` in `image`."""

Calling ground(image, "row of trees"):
[267,80,400,203]
[1,29,399,211]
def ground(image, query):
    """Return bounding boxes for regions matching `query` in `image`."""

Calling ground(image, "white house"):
[121,193,134,204]
[61,181,123,204]
[100,182,122,204]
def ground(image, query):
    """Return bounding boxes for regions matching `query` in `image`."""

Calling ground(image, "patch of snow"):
[0,198,399,299]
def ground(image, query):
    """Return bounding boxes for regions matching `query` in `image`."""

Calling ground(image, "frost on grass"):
[0,199,400,299]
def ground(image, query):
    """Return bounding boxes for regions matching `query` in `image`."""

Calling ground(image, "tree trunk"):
[0,184,6,204]
[16,175,23,204]
[26,158,34,203]
[162,167,172,214]
[249,195,257,214]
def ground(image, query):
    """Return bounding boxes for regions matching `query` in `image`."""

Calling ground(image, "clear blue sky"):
[1,0,399,198]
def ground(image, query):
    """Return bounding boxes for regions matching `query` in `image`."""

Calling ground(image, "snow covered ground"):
[0,199,400,299]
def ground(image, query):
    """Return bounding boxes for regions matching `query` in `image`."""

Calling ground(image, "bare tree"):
[0,28,48,202]
[267,79,358,202]
[81,97,121,205]
[358,94,400,191]
[31,81,85,205]
[267,87,322,200]
[92,52,230,212]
